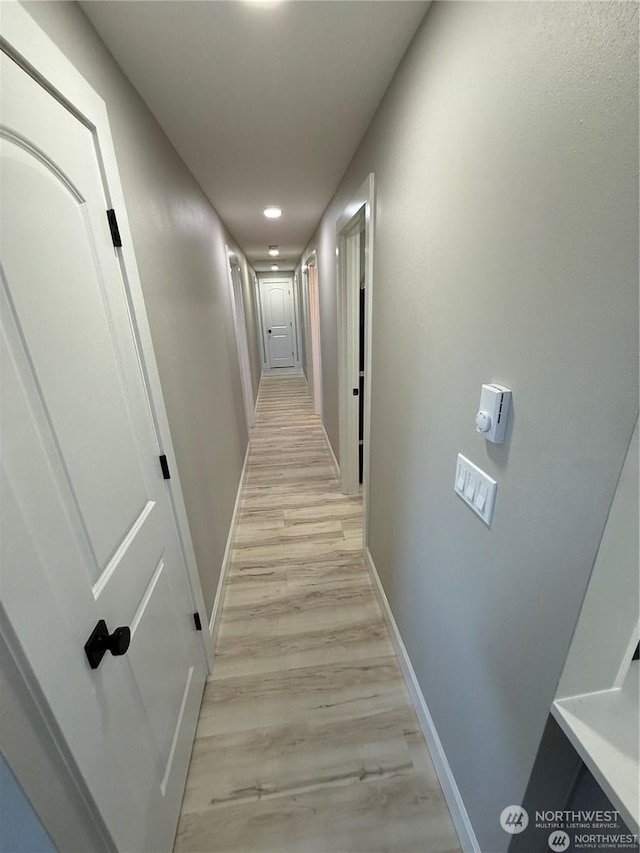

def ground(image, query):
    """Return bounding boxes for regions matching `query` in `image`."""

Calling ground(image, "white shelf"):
[552,661,639,834]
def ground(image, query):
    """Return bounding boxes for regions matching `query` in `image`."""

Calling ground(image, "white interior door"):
[0,52,206,852]
[261,279,295,368]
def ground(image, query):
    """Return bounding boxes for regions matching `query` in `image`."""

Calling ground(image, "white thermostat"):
[475,384,511,443]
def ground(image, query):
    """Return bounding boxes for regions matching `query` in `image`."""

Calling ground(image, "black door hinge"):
[352,388,359,396]
[193,612,202,631]
[106,209,122,248]
[159,454,171,479]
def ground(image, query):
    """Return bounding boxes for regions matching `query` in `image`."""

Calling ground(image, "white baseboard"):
[208,443,251,648]
[321,425,340,478]
[364,547,481,853]
[261,366,303,376]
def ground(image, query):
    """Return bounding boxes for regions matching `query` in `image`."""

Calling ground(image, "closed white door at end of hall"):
[261,280,295,368]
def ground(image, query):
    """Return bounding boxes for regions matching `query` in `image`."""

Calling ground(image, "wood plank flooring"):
[174,376,461,853]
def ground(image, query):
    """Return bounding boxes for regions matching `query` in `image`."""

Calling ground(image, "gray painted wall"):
[22,0,260,620]
[300,3,638,850]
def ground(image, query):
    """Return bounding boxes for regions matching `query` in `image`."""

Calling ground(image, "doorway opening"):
[227,250,255,432]
[303,252,323,417]
[336,175,375,539]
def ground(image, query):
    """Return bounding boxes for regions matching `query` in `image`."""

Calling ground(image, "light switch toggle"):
[454,454,497,526]
[465,476,476,501]
[474,483,488,512]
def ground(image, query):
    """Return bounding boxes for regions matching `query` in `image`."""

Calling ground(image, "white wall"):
[22,0,261,619]
[301,3,638,849]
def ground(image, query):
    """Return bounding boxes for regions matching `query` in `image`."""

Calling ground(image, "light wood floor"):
[174,376,461,853]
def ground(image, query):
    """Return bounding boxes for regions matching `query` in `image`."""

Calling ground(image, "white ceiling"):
[81,0,429,271]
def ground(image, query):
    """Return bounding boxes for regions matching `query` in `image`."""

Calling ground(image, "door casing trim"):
[301,250,323,416]
[226,249,256,434]
[336,173,375,548]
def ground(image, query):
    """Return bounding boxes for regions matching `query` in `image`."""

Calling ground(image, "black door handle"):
[268,329,272,334]
[84,619,131,670]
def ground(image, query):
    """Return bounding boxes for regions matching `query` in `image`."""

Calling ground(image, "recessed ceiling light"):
[268,246,280,257]
[271,264,279,271]
[263,207,282,219]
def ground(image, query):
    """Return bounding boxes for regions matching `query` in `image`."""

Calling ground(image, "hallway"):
[1,3,638,850]
[173,377,461,853]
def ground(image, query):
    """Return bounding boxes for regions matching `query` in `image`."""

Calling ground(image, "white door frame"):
[257,276,301,374]
[226,249,255,432]
[0,2,212,842]
[253,273,267,369]
[303,251,323,416]
[336,174,375,540]
[292,271,304,378]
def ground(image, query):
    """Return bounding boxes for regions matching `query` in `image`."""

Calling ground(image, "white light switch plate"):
[454,454,497,526]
